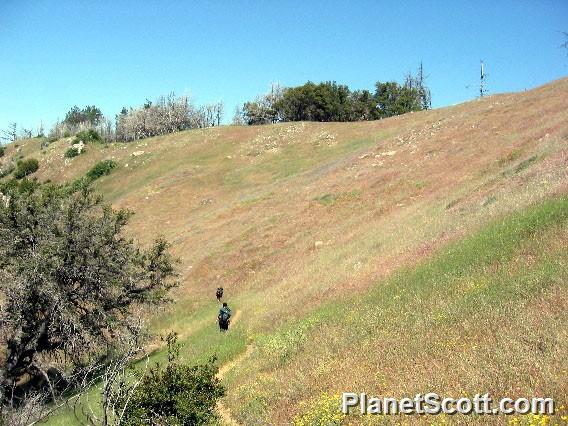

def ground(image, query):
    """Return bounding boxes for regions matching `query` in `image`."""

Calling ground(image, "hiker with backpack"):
[216,287,224,302]
[218,302,232,332]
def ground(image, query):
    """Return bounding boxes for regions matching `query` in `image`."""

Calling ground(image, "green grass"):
[497,148,522,166]
[45,300,247,425]
[314,193,338,205]
[375,196,567,315]
[240,191,274,206]
[43,146,568,423]
[502,154,540,177]
[514,154,539,173]
[314,190,362,206]
[227,196,568,422]
[482,195,497,206]
[17,80,568,424]
[222,137,375,188]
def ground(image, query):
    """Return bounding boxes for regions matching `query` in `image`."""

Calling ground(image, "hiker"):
[218,302,232,332]
[216,287,224,301]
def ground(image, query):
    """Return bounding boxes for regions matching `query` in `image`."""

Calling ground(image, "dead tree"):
[215,102,224,126]
[0,123,17,142]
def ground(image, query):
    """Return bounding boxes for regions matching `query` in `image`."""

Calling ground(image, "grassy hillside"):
[3,77,567,425]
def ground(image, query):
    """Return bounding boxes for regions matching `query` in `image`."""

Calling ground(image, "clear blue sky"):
[1,0,567,133]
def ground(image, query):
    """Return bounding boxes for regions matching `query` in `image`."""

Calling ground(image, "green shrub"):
[0,162,15,178]
[40,138,50,150]
[69,176,90,192]
[86,159,117,181]
[0,177,40,194]
[14,158,39,179]
[70,160,117,189]
[514,155,538,173]
[0,146,5,157]
[74,129,102,144]
[482,195,497,207]
[64,147,80,158]
[118,333,225,426]
[314,193,338,206]
[63,131,71,138]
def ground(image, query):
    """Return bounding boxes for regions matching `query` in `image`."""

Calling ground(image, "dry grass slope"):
[3,77,567,425]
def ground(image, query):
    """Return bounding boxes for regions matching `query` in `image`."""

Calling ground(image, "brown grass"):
[4,77,568,425]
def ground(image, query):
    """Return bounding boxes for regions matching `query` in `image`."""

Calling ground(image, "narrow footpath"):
[215,310,254,426]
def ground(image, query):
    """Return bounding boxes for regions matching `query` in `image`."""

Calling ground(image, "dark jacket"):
[218,306,231,321]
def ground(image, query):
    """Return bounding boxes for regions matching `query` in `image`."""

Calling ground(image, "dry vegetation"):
[3,77,567,425]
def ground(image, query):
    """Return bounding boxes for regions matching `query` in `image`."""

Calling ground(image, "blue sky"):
[1,1,567,134]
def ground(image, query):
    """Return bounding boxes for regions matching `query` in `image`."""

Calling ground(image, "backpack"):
[219,308,231,322]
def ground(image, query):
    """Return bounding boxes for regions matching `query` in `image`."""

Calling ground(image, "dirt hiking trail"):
[216,309,254,426]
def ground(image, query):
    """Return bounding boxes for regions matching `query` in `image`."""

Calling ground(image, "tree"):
[0,181,178,409]
[37,122,45,138]
[64,106,103,127]
[19,128,32,140]
[561,31,568,56]
[204,104,216,127]
[374,81,422,118]
[64,106,83,125]
[0,123,17,142]
[242,75,429,125]
[51,106,111,141]
[240,73,431,125]
[272,82,317,122]
[415,62,432,110]
[82,106,103,126]
[242,83,283,125]
[115,93,214,141]
[404,63,431,111]
[215,101,224,126]
[349,89,377,121]
[242,100,271,125]
[278,81,353,122]
[232,106,245,125]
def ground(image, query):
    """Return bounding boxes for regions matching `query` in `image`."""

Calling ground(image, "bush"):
[0,161,15,178]
[40,138,50,150]
[64,147,80,158]
[86,159,117,181]
[0,146,5,157]
[118,334,225,425]
[14,158,39,179]
[74,129,102,144]
[70,160,117,190]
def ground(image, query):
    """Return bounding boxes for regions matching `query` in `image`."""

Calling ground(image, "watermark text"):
[341,392,555,416]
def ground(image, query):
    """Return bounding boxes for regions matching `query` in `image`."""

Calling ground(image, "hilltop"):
[3,77,568,424]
